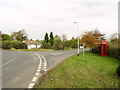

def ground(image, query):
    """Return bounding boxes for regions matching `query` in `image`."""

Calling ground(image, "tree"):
[11,29,28,41]
[61,34,67,50]
[66,37,77,48]
[110,33,118,42]
[53,35,62,50]
[81,29,105,47]
[54,35,61,41]
[93,28,106,42]
[41,42,51,49]
[49,32,54,46]
[62,34,67,41]
[2,34,12,41]
[44,33,49,43]
[81,31,96,47]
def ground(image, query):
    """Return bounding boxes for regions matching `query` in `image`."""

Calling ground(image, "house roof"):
[22,40,41,45]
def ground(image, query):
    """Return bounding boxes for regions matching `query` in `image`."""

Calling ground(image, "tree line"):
[41,28,106,50]
[41,32,78,50]
[1,29,28,49]
[0,28,109,50]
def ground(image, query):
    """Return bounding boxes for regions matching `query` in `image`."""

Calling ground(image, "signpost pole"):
[83,43,85,60]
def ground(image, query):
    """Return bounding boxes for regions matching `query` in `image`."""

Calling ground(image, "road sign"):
[80,46,84,48]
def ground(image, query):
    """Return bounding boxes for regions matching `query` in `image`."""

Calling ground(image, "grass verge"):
[2,48,79,51]
[4,48,54,51]
[38,51,119,88]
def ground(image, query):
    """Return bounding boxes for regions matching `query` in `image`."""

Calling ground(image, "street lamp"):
[74,22,80,56]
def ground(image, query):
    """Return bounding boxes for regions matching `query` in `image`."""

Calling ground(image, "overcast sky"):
[0,0,119,40]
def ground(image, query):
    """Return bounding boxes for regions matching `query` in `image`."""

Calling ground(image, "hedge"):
[108,47,120,60]
[92,44,120,60]
[2,41,27,49]
[41,43,51,49]
[2,41,13,49]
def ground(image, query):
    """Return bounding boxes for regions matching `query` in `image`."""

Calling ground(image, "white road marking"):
[0,57,16,67]
[28,83,35,88]
[35,73,39,76]
[32,77,37,82]
[41,55,47,72]
[51,53,62,55]
[37,69,40,72]
[28,53,47,88]
[39,64,41,67]
[38,67,41,69]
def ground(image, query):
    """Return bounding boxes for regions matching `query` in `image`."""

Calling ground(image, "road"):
[1,48,90,88]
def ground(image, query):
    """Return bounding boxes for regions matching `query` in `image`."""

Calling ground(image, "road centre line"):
[28,54,47,88]
[51,53,62,55]
[28,83,34,88]
[0,57,16,68]
[32,77,37,82]
[41,55,47,72]
[28,53,42,88]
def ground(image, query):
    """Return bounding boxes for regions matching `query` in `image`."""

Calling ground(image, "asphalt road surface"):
[1,48,90,88]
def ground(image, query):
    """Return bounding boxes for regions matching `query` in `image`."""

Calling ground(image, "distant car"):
[91,48,97,53]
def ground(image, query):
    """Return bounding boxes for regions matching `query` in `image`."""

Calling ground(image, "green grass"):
[4,48,54,51]
[3,48,87,51]
[39,51,119,88]
[2,48,78,51]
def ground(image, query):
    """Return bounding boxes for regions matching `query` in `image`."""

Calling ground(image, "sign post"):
[83,43,85,60]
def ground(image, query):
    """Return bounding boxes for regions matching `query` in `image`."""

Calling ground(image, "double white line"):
[28,54,47,88]
[41,55,47,72]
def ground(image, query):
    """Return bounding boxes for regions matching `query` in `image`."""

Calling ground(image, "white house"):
[22,40,41,49]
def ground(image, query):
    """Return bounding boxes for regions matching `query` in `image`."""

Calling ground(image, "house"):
[22,40,41,49]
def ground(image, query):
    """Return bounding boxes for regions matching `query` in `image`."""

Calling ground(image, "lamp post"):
[74,22,79,56]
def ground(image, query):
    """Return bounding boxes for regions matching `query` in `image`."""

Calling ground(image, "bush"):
[12,41,21,49]
[41,43,51,49]
[92,44,101,54]
[0,41,2,48]
[2,41,27,49]
[20,43,27,49]
[14,43,27,49]
[71,43,77,48]
[52,42,63,50]
[2,41,13,49]
[108,46,119,60]
[116,65,120,77]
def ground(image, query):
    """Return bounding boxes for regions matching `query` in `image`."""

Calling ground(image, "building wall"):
[28,45,36,49]
[28,44,41,49]
[36,45,41,48]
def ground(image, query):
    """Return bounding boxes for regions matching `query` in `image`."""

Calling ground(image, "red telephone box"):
[101,41,108,57]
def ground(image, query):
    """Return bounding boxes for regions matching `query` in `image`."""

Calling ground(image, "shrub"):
[41,43,51,49]
[12,41,21,49]
[2,41,27,49]
[13,41,27,49]
[116,65,120,77]
[2,41,13,49]
[20,43,27,49]
[71,43,77,48]
[0,41,2,48]
[92,44,101,54]
[52,42,63,50]
[108,44,119,60]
